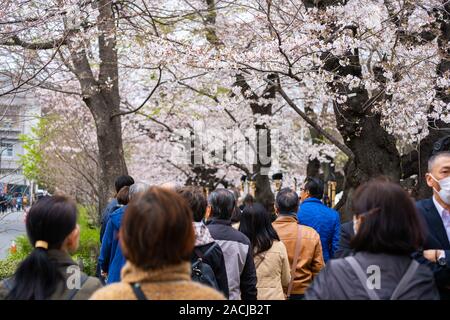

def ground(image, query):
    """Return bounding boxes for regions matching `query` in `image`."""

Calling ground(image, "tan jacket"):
[0,250,102,300]
[272,215,324,295]
[90,261,225,300]
[254,240,291,300]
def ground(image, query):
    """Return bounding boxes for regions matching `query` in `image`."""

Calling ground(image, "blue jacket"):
[297,198,340,262]
[98,206,127,284]
[100,199,120,243]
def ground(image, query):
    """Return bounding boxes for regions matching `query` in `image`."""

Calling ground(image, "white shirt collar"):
[433,196,446,218]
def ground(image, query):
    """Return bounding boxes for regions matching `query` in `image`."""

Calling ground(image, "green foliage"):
[73,206,100,276]
[0,206,100,280]
[0,236,30,280]
[18,117,53,185]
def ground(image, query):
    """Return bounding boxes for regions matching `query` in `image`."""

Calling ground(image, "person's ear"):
[426,173,438,190]
[205,206,212,220]
[274,204,279,215]
[353,215,362,233]
[65,224,80,252]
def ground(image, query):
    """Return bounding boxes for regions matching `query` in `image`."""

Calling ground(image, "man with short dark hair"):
[416,151,450,299]
[298,177,340,262]
[205,188,257,300]
[272,188,324,300]
[99,182,148,284]
[100,175,135,242]
[96,175,135,282]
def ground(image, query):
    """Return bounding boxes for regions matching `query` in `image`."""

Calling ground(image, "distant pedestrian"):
[205,188,257,300]
[177,186,229,298]
[99,183,148,284]
[297,177,340,263]
[272,188,324,300]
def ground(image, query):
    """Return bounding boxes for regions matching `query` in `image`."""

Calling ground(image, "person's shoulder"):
[416,198,433,209]
[323,257,353,277]
[231,227,252,245]
[182,281,226,300]
[300,225,323,243]
[89,282,132,300]
[270,240,288,255]
[109,206,125,223]
[0,279,11,299]
[215,223,251,245]
[83,275,103,291]
[73,275,103,300]
[415,260,435,279]
[300,224,318,237]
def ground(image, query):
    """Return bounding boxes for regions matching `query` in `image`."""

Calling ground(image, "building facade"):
[0,86,40,197]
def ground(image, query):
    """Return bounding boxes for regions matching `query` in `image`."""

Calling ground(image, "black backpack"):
[191,243,220,291]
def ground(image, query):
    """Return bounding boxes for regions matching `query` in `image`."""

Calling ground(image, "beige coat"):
[273,215,324,295]
[254,240,291,300]
[90,261,225,300]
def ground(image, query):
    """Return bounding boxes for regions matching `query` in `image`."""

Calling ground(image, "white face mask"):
[430,174,450,205]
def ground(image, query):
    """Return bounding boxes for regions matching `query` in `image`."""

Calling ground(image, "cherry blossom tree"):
[1,0,449,219]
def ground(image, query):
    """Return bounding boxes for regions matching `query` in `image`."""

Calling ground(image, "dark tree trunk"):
[322,44,401,220]
[67,0,128,222]
[86,94,127,223]
[401,2,450,199]
[234,73,276,208]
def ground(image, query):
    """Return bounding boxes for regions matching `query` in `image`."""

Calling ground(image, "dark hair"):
[239,203,280,255]
[120,186,195,269]
[208,188,236,220]
[176,186,207,222]
[275,188,299,214]
[350,178,425,255]
[428,151,450,172]
[243,194,254,206]
[116,186,130,205]
[7,196,77,300]
[303,177,324,200]
[114,175,135,194]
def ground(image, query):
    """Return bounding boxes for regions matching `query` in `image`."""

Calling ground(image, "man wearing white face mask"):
[416,151,450,299]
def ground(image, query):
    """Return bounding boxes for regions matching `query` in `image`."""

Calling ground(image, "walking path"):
[0,210,26,260]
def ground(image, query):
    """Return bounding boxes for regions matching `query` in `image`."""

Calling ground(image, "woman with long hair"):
[0,195,102,300]
[239,203,290,300]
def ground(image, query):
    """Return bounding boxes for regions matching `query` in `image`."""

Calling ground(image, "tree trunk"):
[323,43,401,219]
[85,94,128,223]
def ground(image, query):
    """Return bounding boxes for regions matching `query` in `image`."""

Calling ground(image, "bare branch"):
[111,67,162,118]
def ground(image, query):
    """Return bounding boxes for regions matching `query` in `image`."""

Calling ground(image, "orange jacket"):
[273,215,324,295]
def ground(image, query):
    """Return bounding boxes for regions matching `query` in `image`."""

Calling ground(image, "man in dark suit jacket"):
[415,151,450,299]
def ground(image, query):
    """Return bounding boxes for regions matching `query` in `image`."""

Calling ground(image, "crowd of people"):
[0,151,450,300]
[0,192,26,213]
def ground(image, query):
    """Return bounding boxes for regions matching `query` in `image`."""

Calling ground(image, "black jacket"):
[191,242,230,299]
[416,198,450,299]
[206,218,257,300]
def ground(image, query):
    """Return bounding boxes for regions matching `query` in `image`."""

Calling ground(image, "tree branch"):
[111,67,162,118]
[275,83,354,159]
[0,35,67,50]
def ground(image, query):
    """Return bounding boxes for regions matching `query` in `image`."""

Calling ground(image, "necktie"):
[443,209,450,242]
